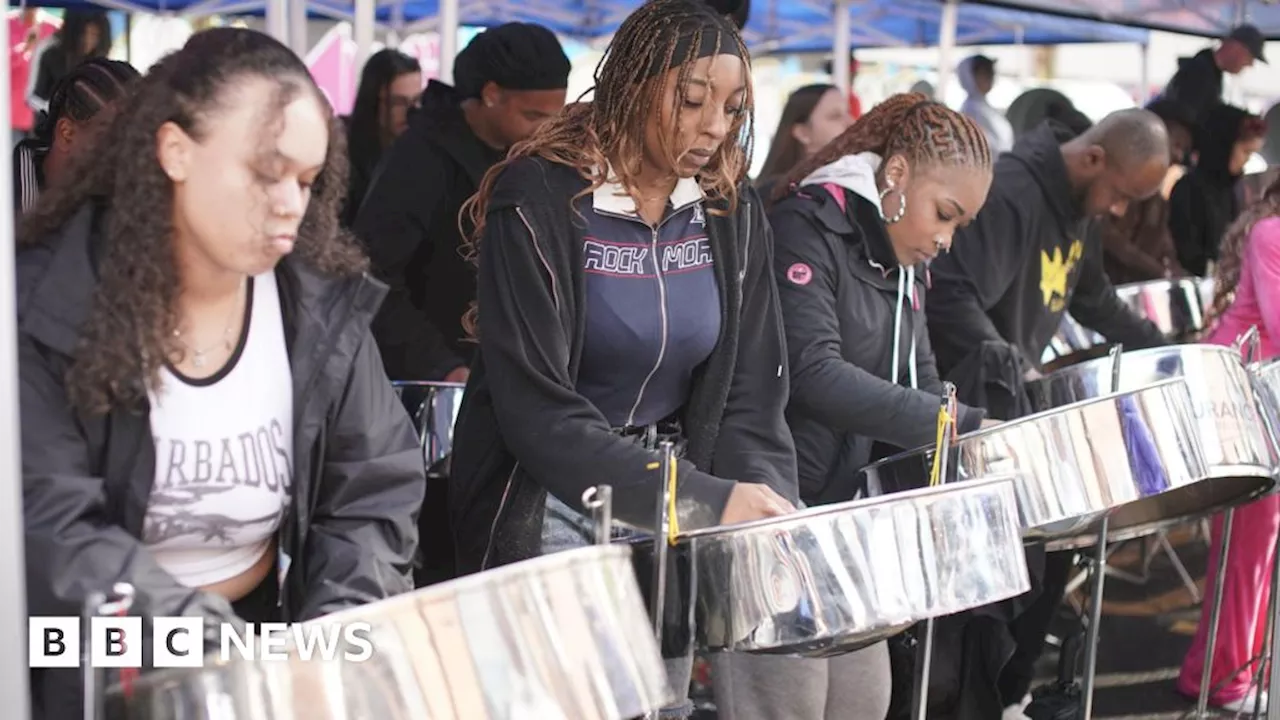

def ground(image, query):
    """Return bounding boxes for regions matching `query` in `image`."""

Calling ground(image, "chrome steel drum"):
[1251,357,1280,447]
[106,546,672,720]
[861,378,1210,549]
[632,476,1030,657]
[1026,344,1276,545]
[393,381,465,478]
[1040,278,1216,370]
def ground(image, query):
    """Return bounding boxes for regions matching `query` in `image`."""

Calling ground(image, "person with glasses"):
[343,48,421,226]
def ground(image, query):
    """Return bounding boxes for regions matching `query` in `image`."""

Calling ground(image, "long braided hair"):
[1209,173,1280,322]
[34,57,139,147]
[460,0,754,335]
[20,28,364,416]
[775,92,992,203]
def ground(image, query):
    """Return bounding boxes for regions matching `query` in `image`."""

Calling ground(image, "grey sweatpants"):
[711,642,893,720]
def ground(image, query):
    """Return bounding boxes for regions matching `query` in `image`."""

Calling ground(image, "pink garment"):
[1178,216,1280,704]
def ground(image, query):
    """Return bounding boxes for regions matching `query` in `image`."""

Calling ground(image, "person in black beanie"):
[353,23,570,385]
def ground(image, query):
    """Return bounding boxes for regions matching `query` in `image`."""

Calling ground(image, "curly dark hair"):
[19,27,367,416]
[1210,173,1280,322]
[459,0,754,336]
[777,92,992,203]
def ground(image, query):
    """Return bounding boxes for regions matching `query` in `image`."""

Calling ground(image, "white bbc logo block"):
[29,617,79,668]
[153,617,204,668]
[90,616,142,668]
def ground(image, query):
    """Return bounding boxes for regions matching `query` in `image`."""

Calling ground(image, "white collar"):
[591,164,705,217]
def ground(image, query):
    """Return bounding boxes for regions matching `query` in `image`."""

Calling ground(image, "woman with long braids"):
[1176,175,1280,714]
[18,28,423,718]
[13,56,139,215]
[448,0,798,715]
[706,93,995,720]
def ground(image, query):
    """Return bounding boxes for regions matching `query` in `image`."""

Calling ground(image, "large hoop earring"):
[879,186,907,225]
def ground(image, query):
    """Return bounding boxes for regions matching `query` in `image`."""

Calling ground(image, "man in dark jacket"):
[1100,99,1195,285]
[1162,24,1265,125]
[353,23,570,383]
[928,109,1171,381]
[924,109,1172,718]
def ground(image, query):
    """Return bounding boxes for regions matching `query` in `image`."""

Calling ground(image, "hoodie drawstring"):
[890,266,920,390]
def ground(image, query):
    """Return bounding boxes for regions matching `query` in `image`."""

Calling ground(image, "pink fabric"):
[1179,216,1280,703]
[823,182,847,213]
[1205,217,1280,356]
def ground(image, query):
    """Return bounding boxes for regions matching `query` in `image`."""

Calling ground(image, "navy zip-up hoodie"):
[447,156,799,575]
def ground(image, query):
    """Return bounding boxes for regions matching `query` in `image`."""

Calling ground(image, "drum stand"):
[82,583,135,720]
[909,384,959,720]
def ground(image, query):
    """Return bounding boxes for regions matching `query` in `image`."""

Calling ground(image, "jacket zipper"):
[626,224,671,426]
[482,205,557,570]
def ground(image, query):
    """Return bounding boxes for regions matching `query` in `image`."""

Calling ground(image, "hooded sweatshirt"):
[353,80,505,380]
[1162,48,1225,125]
[926,122,1167,376]
[958,58,1015,155]
[1169,103,1252,276]
[769,153,984,505]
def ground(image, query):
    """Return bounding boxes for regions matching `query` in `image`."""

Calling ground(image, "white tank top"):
[144,270,294,588]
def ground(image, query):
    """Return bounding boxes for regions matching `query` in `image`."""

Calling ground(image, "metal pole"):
[354,0,376,74]
[1198,509,1236,718]
[831,0,851,96]
[1082,516,1111,719]
[1266,516,1280,720]
[265,0,288,44]
[288,0,308,57]
[0,14,30,718]
[937,0,959,104]
[1139,42,1150,104]
[438,0,460,85]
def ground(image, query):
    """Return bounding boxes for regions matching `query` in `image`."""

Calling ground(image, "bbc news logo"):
[29,617,374,668]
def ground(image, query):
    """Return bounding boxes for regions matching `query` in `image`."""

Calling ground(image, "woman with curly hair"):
[18,28,423,719]
[1176,174,1280,714]
[447,0,797,715]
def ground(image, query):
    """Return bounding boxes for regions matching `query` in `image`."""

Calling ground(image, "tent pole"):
[288,0,308,56]
[937,0,958,105]
[265,0,288,44]
[832,0,850,96]
[0,10,31,720]
[1139,42,1150,105]
[354,0,375,75]
[438,0,459,85]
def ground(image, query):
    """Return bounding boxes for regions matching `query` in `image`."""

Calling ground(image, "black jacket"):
[19,206,424,719]
[1162,49,1224,125]
[926,122,1167,376]
[1170,103,1252,277]
[353,80,504,380]
[770,182,984,506]
[448,157,798,574]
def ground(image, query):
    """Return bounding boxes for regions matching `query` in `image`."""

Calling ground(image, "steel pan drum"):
[1025,345,1276,546]
[1251,357,1280,447]
[106,546,672,720]
[632,475,1030,657]
[1040,278,1216,370]
[393,381,465,478]
[861,378,1209,550]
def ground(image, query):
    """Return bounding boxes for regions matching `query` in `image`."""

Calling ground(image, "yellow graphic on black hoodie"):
[1040,239,1084,312]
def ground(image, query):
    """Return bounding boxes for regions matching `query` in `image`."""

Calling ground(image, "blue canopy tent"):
[951,0,1280,39]
[11,0,1148,99]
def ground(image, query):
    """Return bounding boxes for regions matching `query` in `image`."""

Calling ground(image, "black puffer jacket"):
[19,205,424,719]
[770,167,984,506]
